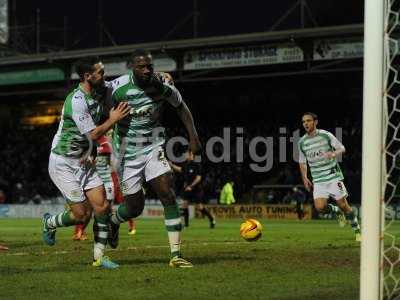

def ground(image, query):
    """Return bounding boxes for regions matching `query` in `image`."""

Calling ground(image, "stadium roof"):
[0,24,363,67]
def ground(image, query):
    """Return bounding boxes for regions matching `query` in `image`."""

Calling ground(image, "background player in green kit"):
[43,57,131,268]
[298,112,361,242]
[108,49,201,268]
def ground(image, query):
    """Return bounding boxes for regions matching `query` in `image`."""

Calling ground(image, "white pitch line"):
[7,252,29,256]
[4,240,257,256]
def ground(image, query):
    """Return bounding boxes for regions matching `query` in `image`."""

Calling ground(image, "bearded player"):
[42,57,130,268]
[108,49,201,268]
[298,112,361,241]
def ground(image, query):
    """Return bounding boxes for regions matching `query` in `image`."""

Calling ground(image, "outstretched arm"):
[89,102,130,140]
[148,72,201,154]
[169,161,183,173]
[176,101,201,154]
[72,97,130,163]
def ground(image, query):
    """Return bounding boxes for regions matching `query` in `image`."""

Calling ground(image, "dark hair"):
[75,57,101,81]
[303,112,318,121]
[129,49,151,64]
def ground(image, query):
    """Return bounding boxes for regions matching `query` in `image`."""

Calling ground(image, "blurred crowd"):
[0,121,59,204]
[0,79,363,204]
[170,81,363,204]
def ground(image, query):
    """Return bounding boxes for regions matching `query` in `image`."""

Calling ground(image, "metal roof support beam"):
[0,24,363,67]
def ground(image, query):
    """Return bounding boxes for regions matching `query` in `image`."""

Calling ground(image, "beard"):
[91,83,107,102]
[90,78,105,89]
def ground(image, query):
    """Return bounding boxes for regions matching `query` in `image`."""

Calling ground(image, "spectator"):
[282,190,293,204]
[219,181,236,205]
[266,190,276,204]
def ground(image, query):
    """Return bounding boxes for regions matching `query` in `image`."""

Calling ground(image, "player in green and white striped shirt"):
[72,134,115,241]
[43,57,131,268]
[298,112,361,241]
[108,49,201,268]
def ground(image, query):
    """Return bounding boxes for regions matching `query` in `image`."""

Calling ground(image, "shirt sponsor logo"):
[78,113,91,123]
[131,105,153,120]
[126,89,142,96]
[307,149,323,159]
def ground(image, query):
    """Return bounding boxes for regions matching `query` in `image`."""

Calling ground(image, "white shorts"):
[104,181,115,202]
[117,146,171,196]
[48,152,103,203]
[313,180,348,201]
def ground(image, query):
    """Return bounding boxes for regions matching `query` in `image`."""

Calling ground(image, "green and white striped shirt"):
[298,129,345,184]
[51,85,104,158]
[110,73,182,160]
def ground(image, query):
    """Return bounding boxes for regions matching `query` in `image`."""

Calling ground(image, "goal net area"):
[383,0,400,298]
[362,0,400,299]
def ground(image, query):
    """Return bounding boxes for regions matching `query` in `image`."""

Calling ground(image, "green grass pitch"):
[0,218,365,300]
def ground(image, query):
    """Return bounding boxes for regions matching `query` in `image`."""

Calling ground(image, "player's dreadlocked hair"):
[75,56,101,81]
[303,112,318,121]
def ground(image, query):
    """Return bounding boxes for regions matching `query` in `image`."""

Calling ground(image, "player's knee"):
[314,203,326,213]
[337,199,351,213]
[125,194,145,218]
[94,200,111,215]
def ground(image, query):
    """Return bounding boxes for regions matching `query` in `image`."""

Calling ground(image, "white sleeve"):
[71,96,96,134]
[298,143,307,164]
[103,81,115,113]
[108,79,118,95]
[327,131,345,151]
[165,84,183,108]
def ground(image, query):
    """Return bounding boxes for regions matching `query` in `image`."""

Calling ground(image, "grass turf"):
[0,218,365,300]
